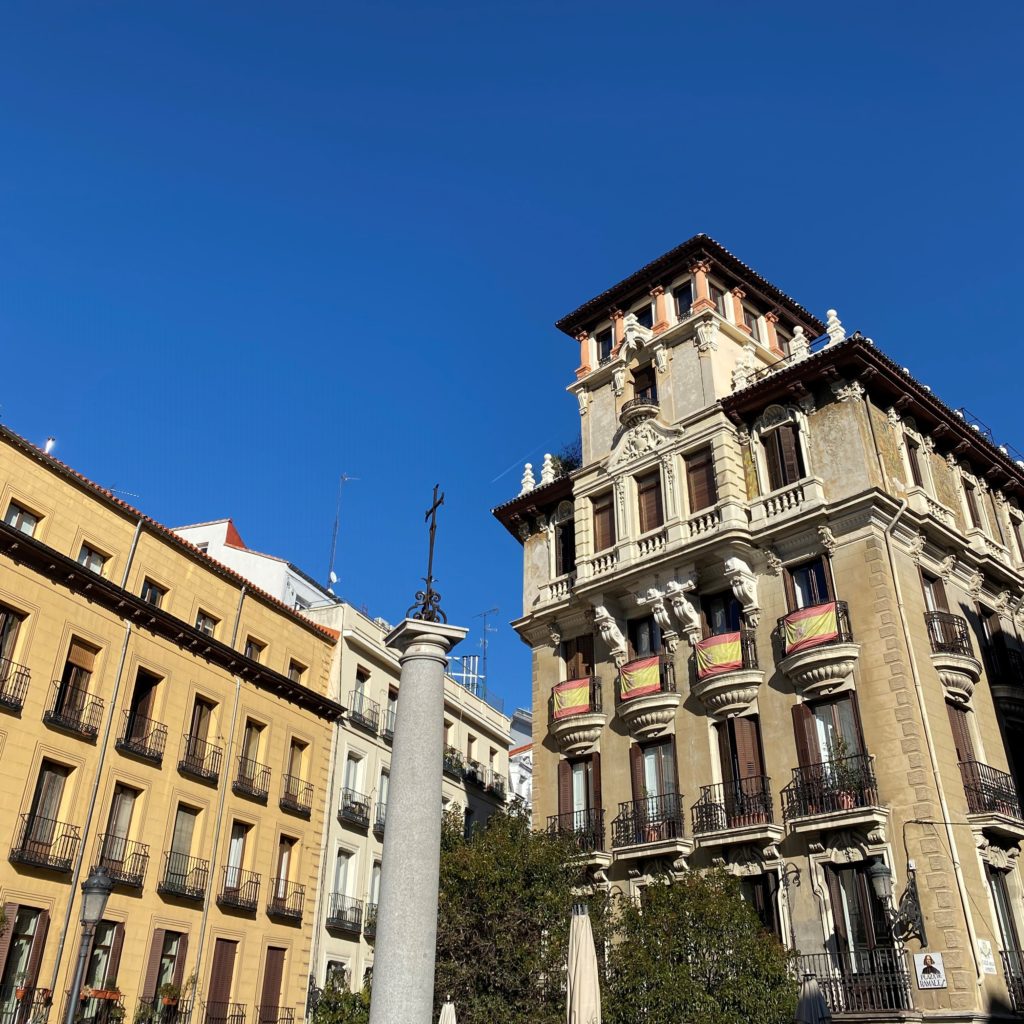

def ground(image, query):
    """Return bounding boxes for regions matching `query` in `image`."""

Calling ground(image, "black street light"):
[868,857,928,947]
[64,867,114,1024]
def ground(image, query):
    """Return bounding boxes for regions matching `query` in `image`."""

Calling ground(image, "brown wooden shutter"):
[791,703,818,766]
[907,442,923,487]
[207,939,237,1006]
[734,715,764,779]
[686,449,717,511]
[630,744,645,801]
[67,639,97,671]
[0,902,18,976]
[825,866,851,953]
[107,923,125,984]
[24,909,48,987]
[637,473,663,533]
[592,496,615,551]
[577,635,594,677]
[259,948,285,1012]
[591,753,602,813]
[172,933,188,989]
[763,434,784,491]
[947,703,975,763]
[715,722,734,785]
[820,557,836,601]
[557,760,572,818]
[142,930,165,999]
[779,425,803,484]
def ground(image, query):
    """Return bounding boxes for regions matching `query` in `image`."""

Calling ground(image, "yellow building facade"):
[0,425,341,1024]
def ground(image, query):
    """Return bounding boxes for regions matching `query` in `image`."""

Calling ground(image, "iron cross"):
[408,483,447,622]
[423,484,445,587]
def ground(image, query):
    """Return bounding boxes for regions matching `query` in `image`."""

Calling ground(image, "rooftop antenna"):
[475,606,499,683]
[327,473,359,592]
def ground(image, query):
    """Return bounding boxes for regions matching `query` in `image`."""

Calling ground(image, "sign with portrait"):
[914,952,947,989]
[978,939,998,975]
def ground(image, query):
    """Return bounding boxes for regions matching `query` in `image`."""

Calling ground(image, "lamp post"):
[868,857,927,947]
[64,867,114,1024]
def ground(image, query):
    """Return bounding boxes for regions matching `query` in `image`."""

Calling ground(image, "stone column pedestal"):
[368,618,467,1024]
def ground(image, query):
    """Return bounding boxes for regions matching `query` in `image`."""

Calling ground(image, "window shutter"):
[821,556,836,601]
[686,449,717,512]
[260,948,286,1013]
[591,753,603,813]
[0,903,18,975]
[592,497,615,552]
[578,635,594,677]
[630,744,645,802]
[172,933,188,990]
[142,929,165,999]
[107,923,125,984]
[825,867,851,953]
[637,474,663,534]
[947,703,975,763]
[907,442,924,487]
[715,722,734,785]
[791,703,818,766]
[779,425,803,484]
[557,760,572,818]
[207,939,237,1007]
[763,433,784,491]
[555,522,576,577]
[67,639,97,671]
[734,715,764,779]
[25,909,48,987]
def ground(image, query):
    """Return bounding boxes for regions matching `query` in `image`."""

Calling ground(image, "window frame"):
[4,501,40,537]
[591,492,616,553]
[195,610,218,638]
[77,543,108,575]
[635,470,664,535]
[140,578,166,609]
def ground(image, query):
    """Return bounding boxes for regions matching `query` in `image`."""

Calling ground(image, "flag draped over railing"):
[695,632,742,678]
[784,601,839,654]
[619,655,661,699]
[552,678,592,719]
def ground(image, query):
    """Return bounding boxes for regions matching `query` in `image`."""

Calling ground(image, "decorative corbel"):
[548,621,562,650]
[818,525,837,557]
[938,553,957,581]
[724,555,761,627]
[664,579,702,643]
[576,390,589,417]
[637,587,679,653]
[764,547,783,576]
[966,570,984,600]
[694,317,719,353]
[593,605,628,668]
[653,343,668,374]
[612,367,626,396]
[906,532,926,565]
[830,379,865,403]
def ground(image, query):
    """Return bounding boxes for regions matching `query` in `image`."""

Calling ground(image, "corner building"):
[494,235,1024,1021]
[0,426,341,1024]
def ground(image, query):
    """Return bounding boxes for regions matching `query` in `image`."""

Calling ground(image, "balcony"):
[691,630,763,716]
[750,477,826,529]
[5,988,50,1024]
[115,710,168,765]
[611,794,692,864]
[382,709,396,743]
[549,676,605,756]
[781,754,885,833]
[135,1000,195,1024]
[255,1009,294,1024]
[959,760,1024,839]
[267,879,304,920]
[546,808,606,853]
[465,759,488,789]
[982,643,1024,713]
[541,573,575,604]
[615,656,680,741]
[776,601,860,697]
[43,680,103,739]
[373,802,386,836]
[94,834,149,888]
[487,770,507,801]
[364,902,377,939]
[580,548,618,581]
[925,611,982,704]
[280,775,313,817]
[232,756,271,803]
[0,656,30,711]
[798,949,912,1015]
[443,745,465,779]
[691,778,783,851]
[325,892,364,933]
[9,813,80,872]
[178,734,223,784]
[216,867,261,912]
[619,392,658,428]
[157,851,208,901]
[339,787,371,829]
[203,1003,245,1024]
[1001,950,1024,1013]
[347,690,380,735]
[71,994,128,1024]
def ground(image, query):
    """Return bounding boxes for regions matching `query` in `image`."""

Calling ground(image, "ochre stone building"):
[495,235,1024,1021]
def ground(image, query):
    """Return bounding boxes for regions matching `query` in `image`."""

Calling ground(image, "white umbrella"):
[795,972,831,1024]
[567,903,601,1024]
[438,999,456,1024]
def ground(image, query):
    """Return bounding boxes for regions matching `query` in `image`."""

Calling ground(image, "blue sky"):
[1,2,1021,715]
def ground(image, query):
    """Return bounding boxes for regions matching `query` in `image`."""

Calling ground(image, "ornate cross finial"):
[407,484,447,622]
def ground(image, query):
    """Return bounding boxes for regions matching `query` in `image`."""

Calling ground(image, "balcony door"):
[258,948,285,1024]
[275,837,294,900]
[225,823,248,891]
[921,572,948,612]
[101,785,138,872]
[987,867,1022,954]
[27,761,69,850]
[205,939,237,1024]
[82,920,124,1015]
[561,635,593,682]
[187,698,215,764]
[57,639,97,717]
[786,557,834,610]
[701,592,741,637]
[0,907,47,1021]
[240,721,263,778]
[168,805,197,885]
[793,694,864,766]
[627,616,660,659]
[826,863,891,955]
[126,669,159,740]
[0,604,22,666]
[716,716,767,825]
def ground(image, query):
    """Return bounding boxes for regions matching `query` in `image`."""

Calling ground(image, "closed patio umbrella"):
[567,903,601,1024]
[438,999,456,1024]
[796,972,831,1024]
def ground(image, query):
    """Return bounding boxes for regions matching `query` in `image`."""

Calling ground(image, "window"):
[100,784,138,868]
[946,702,975,764]
[632,365,657,403]
[187,697,215,749]
[28,760,70,838]
[241,719,264,765]
[1011,512,1024,562]
[906,439,925,488]
[557,755,599,825]
[921,572,948,612]
[762,423,805,490]
[673,281,693,319]
[78,544,107,575]
[154,931,183,994]
[964,480,983,530]
[379,767,390,806]
[294,595,311,612]
[987,866,1021,951]
[369,861,382,905]
[636,471,663,534]
[596,327,614,363]
[84,919,121,990]
[561,635,594,680]
[786,556,833,610]
[685,447,717,512]
[325,962,347,988]
[631,303,654,330]
[701,591,741,637]
[776,327,792,356]
[195,610,217,637]
[244,638,264,663]
[825,862,893,954]
[333,849,351,895]
[0,602,25,666]
[591,493,616,552]
[55,638,99,718]
[226,822,249,888]
[4,502,39,537]
[792,693,864,765]
[632,739,676,799]
[275,836,296,889]
[716,715,766,789]
[0,907,46,1007]
[743,306,761,341]
[627,615,660,659]
[740,875,781,938]
[288,660,306,683]
[343,753,362,793]
[709,282,728,318]
[554,516,576,577]
[140,579,165,608]
[466,734,476,761]
[125,668,160,737]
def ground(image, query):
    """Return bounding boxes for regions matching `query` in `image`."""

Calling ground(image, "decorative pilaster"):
[764,310,784,356]
[689,260,715,312]
[732,287,750,332]
[610,308,626,356]
[575,330,591,379]
[650,285,668,332]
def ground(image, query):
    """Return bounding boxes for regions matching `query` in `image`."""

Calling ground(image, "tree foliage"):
[311,974,369,1024]
[603,871,796,1024]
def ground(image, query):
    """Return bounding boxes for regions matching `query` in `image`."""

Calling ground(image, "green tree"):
[604,870,796,1024]
[311,973,369,1024]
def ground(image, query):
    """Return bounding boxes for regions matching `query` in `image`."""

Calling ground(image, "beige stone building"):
[494,234,1024,1021]
[0,424,341,1024]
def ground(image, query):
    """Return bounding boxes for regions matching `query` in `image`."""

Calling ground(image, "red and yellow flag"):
[619,655,661,700]
[552,678,591,719]
[784,601,839,654]
[695,632,743,679]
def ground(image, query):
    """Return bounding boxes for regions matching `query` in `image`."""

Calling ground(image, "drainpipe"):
[192,587,247,994]
[862,393,984,984]
[119,519,145,589]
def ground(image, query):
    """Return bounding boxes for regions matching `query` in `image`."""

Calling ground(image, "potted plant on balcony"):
[108,1003,126,1024]
[93,977,122,1001]
[828,735,861,810]
[158,982,181,1006]
[14,973,28,1001]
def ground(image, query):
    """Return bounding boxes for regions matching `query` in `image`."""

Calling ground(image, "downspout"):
[120,519,145,589]
[862,392,984,984]
[192,586,248,992]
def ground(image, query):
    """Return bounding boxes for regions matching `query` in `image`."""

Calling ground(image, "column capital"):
[764,309,780,324]
[385,619,468,662]
[648,284,665,297]
[687,259,712,275]
[731,286,747,299]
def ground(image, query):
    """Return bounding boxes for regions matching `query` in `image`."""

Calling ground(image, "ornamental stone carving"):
[520,462,535,495]
[548,621,562,649]
[830,379,865,403]
[789,326,810,361]
[577,390,589,417]
[724,556,760,626]
[614,423,665,465]
[593,605,627,667]
[637,588,679,654]
[621,313,653,363]
[540,453,556,485]
[938,554,957,582]
[967,570,984,600]
[764,547,783,576]
[996,591,1012,615]
[825,309,845,346]
[694,317,719,353]
[653,344,668,374]
[818,525,837,557]
[906,533,926,565]
[664,580,702,641]
[612,367,626,396]
[732,343,758,392]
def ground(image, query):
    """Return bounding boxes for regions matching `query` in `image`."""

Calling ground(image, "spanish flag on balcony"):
[784,601,839,655]
[552,678,591,719]
[619,656,661,700]
[695,631,743,679]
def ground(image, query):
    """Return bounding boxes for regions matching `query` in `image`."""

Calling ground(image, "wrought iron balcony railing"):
[0,656,30,711]
[382,709,396,742]
[782,753,879,820]
[465,760,488,788]
[68,993,127,1024]
[115,710,168,764]
[347,690,380,734]
[959,760,1024,819]
[43,680,103,738]
[3,987,50,1024]
[232,756,271,802]
[178,734,223,783]
[616,655,676,703]
[693,629,758,679]
[443,745,464,779]
[339,788,371,828]
[10,812,80,871]
[95,833,149,887]
[924,611,974,657]
[364,902,378,938]
[1001,949,1024,1012]
[692,777,774,834]
[267,879,304,920]
[202,1002,245,1024]
[373,802,386,835]
[325,892,363,933]
[157,851,209,901]
[217,866,261,911]
[255,1008,294,1024]
[611,793,685,848]
[546,808,606,852]
[777,600,854,656]
[549,676,602,721]
[487,770,507,800]
[280,775,313,817]
[133,999,194,1024]
[797,949,912,1014]
[982,643,1024,689]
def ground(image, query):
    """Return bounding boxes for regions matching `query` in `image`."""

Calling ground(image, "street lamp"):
[867,857,927,947]
[64,867,114,1024]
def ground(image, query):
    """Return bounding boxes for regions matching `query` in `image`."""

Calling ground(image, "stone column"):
[610,308,625,355]
[731,287,750,332]
[688,259,715,312]
[575,330,591,380]
[368,618,467,1024]
[650,284,668,331]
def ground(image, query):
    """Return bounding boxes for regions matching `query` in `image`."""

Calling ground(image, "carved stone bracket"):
[694,317,719,353]
[818,525,837,557]
[724,556,761,627]
[664,579,702,642]
[612,367,625,396]
[764,547,783,576]
[830,379,865,403]
[593,604,627,668]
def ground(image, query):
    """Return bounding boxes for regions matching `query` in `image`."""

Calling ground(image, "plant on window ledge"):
[552,439,582,477]
[827,735,861,808]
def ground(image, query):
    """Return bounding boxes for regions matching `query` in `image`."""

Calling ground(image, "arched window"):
[755,405,808,491]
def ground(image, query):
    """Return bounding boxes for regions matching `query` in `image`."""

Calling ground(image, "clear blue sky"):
[1,2,1021,715]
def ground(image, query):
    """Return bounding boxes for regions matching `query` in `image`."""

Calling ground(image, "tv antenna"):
[326,473,359,591]
[475,606,499,683]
